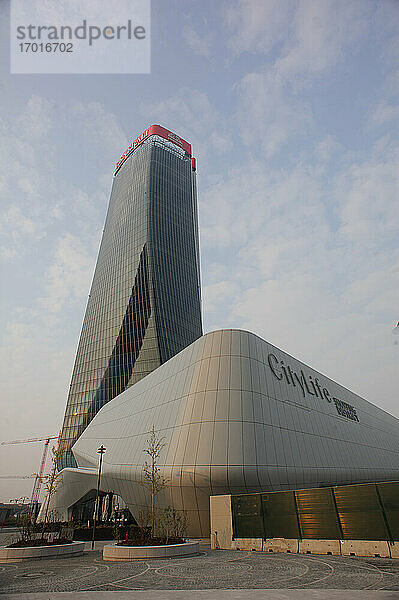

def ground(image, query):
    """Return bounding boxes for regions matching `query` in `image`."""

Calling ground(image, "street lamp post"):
[91,444,106,551]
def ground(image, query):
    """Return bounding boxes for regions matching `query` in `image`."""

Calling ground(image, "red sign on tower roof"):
[114,125,192,174]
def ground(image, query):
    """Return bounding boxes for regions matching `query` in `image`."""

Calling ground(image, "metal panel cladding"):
[59,131,202,468]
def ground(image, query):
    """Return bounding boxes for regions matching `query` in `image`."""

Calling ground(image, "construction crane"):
[0,474,36,479]
[0,435,59,518]
[0,436,58,446]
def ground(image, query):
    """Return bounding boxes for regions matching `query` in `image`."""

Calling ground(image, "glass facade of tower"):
[59,129,202,468]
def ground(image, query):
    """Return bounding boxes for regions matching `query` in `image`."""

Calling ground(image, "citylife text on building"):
[268,353,359,422]
[51,126,399,537]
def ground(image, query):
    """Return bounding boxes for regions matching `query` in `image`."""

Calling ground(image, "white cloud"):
[141,89,218,137]
[337,142,399,240]
[68,101,128,165]
[0,96,123,263]
[0,246,18,262]
[201,160,325,252]
[2,204,37,236]
[202,280,237,314]
[235,69,311,156]
[383,68,399,97]
[226,0,370,84]
[225,0,292,56]
[372,101,399,125]
[0,304,76,495]
[0,203,44,262]
[183,23,211,56]
[274,0,369,84]
[39,232,95,314]
[17,95,54,140]
[227,0,377,156]
[315,135,340,162]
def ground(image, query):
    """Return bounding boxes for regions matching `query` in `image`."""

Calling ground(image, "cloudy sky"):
[0,0,398,503]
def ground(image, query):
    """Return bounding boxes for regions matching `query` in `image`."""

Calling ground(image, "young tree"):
[140,426,168,536]
[158,505,189,544]
[41,442,65,530]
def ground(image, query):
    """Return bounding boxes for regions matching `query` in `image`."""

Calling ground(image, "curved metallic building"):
[54,329,399,536]
[59,125,202,468]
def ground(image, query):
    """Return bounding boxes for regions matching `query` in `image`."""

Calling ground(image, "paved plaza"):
[1,592,399,600]
[1,535,399,598]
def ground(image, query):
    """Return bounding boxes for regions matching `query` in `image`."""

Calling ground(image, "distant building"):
[0,502,32,525]
[59,125,202,468]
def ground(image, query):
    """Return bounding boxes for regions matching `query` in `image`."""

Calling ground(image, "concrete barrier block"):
[299,539,341,555]
[232,538,263,551]
[210,495,233,550]
[389,542,399,559]
[263,538,299,553]
[341,540,390,558]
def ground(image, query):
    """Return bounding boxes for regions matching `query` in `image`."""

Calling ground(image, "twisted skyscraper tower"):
[59,125,202,467]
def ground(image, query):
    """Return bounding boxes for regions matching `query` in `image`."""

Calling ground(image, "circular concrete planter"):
[103,540,199,561]
[0,541,85,563]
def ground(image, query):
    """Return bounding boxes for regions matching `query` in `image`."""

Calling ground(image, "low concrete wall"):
[232,538,263,551]
[341,540,390,558]
[103,541,199,561]
[0,541,85,563]
[263,538,299,553]
[299,539,341,555]
[212,534,399,558]
[210,495,232,550]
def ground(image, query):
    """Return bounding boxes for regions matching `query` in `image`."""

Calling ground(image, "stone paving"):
[1,540,399,596]
[2,591,399,600]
